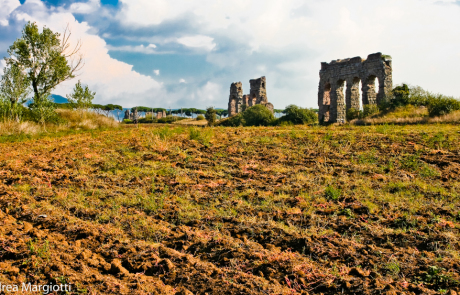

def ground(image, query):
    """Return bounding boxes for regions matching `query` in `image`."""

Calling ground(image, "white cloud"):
[114,0,460,108]
[0,0,20,26]
[3,0,460,109]
[153,69,160,75]
[195,81,221,104]
[106,44,159,54]
[10,0,162,107]
[68,0,100,14]
[176,35,216,51]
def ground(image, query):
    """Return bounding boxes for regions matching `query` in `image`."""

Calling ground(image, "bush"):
[218,113,245,127]
[346,108,361,121]
[217,105,275,127]
[362,104,380,118]
[205,107,217,126]
[158,116,185,124]
[138,117,157,124]
[279,105,317,125]
[325,186,341,201]
[196,114,205,121]
[427,95,460,117]
[241,105,275,126]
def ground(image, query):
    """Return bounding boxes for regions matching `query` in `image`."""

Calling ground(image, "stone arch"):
[321,82,331,122]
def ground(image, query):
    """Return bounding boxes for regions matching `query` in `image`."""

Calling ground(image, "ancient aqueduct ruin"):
[228,76,274,116]
[318,52,392,123]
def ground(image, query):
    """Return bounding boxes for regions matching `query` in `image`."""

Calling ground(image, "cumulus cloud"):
[106,44,162,54]
[0,0,165,107]
[110,0,460,108]
[68,0,100,14]
[0,0,21,26]
[177,35,216,51]
[153,69,160,75]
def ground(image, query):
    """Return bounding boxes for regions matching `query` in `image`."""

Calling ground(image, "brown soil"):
[0,125,459,294]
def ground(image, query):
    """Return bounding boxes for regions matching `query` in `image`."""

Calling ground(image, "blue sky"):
[1,0,460,109]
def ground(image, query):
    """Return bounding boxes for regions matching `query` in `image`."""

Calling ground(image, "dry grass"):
[0,109,118,137]
[172,117,209,126]
[56,109,118,129]
[352,105,460,125]
[0,120,42,136]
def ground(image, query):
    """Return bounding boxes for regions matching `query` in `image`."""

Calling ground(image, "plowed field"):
[1,124,460,294]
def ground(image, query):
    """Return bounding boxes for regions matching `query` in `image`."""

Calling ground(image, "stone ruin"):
[228,76,274,116]
[124,109,139,122]
[156,110,167,119]
[318,52,392,123]
[124,109,167,121]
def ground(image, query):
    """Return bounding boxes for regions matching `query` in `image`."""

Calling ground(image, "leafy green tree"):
[242,105,275,126]
[66,80,95,111]
[28,94,56,126]
[6,22,82,122]
[281,105,317,124]
[0,63,30,121]
[205,106,217,126]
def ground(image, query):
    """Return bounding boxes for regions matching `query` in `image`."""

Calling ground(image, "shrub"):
[217,105,274,127]
[138,117,157,124]
[158,116,184,123]
[346,108,361,121]
[426,95,460,117]
[218,113,245,127]
[196,114,205,121]
[362,104,379,118]
[205,107,217,126]
[325,186,341,201]
[241,105,275,126]
[280,105,317,125]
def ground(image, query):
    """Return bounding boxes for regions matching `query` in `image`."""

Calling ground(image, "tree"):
[281,105,317,124]
[242,105,275,126]
[0,63,30,121]
[205,106,217,126]
[6,22,83,122]
[66,80,95,111]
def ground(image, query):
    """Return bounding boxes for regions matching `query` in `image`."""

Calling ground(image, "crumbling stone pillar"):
[124,109,130,120]
[227,77,273,115]
[348,78,361,110]
[228,82,243,116]
[335,80,346,123]
[250,77,267,105]
[133,108,139,124]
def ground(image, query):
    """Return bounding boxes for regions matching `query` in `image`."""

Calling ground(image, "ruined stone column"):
[228,82,243,116]
[335,81,346,123]
[124,109,130,120]
[329,83,339,123]
[363,76,378,105]
[349,78,361,110]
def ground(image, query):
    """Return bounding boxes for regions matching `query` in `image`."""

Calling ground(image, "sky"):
[0,0,460,109]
